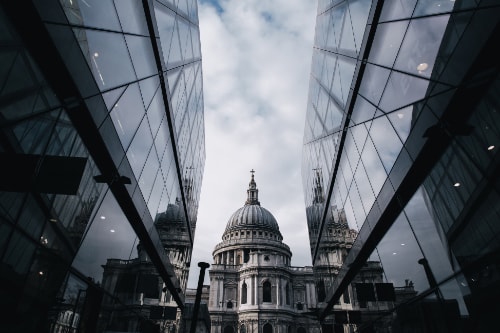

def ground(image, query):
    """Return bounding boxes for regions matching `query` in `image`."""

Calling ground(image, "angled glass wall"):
[303,0,500,331]
[0,0,204,332]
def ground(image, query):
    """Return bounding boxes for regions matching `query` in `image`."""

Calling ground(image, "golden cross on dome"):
[250,169,255,176]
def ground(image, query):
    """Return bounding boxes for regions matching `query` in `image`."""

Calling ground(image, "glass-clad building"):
[0,0,205,332]
[303,0,499,331]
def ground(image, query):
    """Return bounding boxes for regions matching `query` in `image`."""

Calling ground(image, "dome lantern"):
[222,170,282,237]
[245,169,260,205]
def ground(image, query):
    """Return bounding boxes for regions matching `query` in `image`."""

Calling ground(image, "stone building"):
[207,172,404,333]
[207,172,321,333]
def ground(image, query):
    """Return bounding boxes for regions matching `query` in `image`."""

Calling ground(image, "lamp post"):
[190,262,210,333]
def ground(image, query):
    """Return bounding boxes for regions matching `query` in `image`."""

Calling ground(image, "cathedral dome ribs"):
[222,170,282,239]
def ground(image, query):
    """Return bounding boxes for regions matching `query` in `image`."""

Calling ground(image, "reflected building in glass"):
[302,0,500,331]
[0,0,205,332]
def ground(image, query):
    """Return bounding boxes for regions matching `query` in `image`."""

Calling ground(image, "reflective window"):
[393,15,450,79]
[109,83,146,149]
[61,0,121,31]
[71,190,138,283]
[368,115,403,173]
[74,28,137,91]
[368,21,408,68]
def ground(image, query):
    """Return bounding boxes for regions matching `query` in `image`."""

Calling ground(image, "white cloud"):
[188,0,318,287]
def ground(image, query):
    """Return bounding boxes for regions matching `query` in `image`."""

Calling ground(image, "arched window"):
[287,325,293,333]
[263,323,273,333]
[227,300,233,308]
[244,249,250,263]
[224,326,234,333]
[240,324,246,333]
[263,281,271,302]
[241,282,247,304]
[317,279,326,302]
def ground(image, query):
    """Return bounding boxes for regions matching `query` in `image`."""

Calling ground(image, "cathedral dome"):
[223,171,281,236]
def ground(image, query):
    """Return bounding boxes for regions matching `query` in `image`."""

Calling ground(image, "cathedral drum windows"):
[262,280,272,303]
[241,282,247,304]
[208,172,320,332]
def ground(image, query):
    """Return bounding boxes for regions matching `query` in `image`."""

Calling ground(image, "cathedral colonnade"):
[208,172,320,333]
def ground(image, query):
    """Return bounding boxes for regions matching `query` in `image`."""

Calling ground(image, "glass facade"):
[0,0,204,332]
[303,0,500,331]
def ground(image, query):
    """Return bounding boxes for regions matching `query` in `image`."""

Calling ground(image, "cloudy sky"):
[187,0,318,288]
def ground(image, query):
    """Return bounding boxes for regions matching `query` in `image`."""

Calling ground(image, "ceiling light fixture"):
[488,145,495,151]
[454,182,461,187]
[417,63,428,73]
[110,229,115,233]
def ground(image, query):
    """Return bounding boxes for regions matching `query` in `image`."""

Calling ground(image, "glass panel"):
[74,29,136,91]
[126,117,154,179]
[368,20,408,68]
[3,230,37,276]
[71,190,138,283]
[61,0,121,31]
[327,4,346,50]
[358,64,391,107]
[360,133,387,198]
[354,162,376,215]
[405,188,457,282]
[191,25,201,58]
[154,119,171,161]
[378,70,430,113]
[368,116,403,173]
[17,195,45,239]
[178,17,193,62]
[413,0,456,17]
[110,83,146,149]
[317,12,329,48]
[338,57,356,108]
[394,15,451,79]
[350,95,376,125]
[348,181,367,229]
[125,35,158,80]
[349,0,372,54]
[12,110,60,154]
[379,0,417,22]
[138,148,160,205]
[101,86,126,113]
[115,0,150,35]
[374,213,429,296]
[155,4,177,66]
[321,52,336,89]
[386,106,413,145]
[147,86,165,138]
[139,75,160,111]
[340,6,356,52]
[147,172,164,218]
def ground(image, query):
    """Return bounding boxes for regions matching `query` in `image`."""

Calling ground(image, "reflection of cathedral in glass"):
[98,200,192,333]
[0,0,205,331]
[302,0,500,331]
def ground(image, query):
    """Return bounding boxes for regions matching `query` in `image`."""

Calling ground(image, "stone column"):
[276,277,280,306]
[254,275,258,305]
